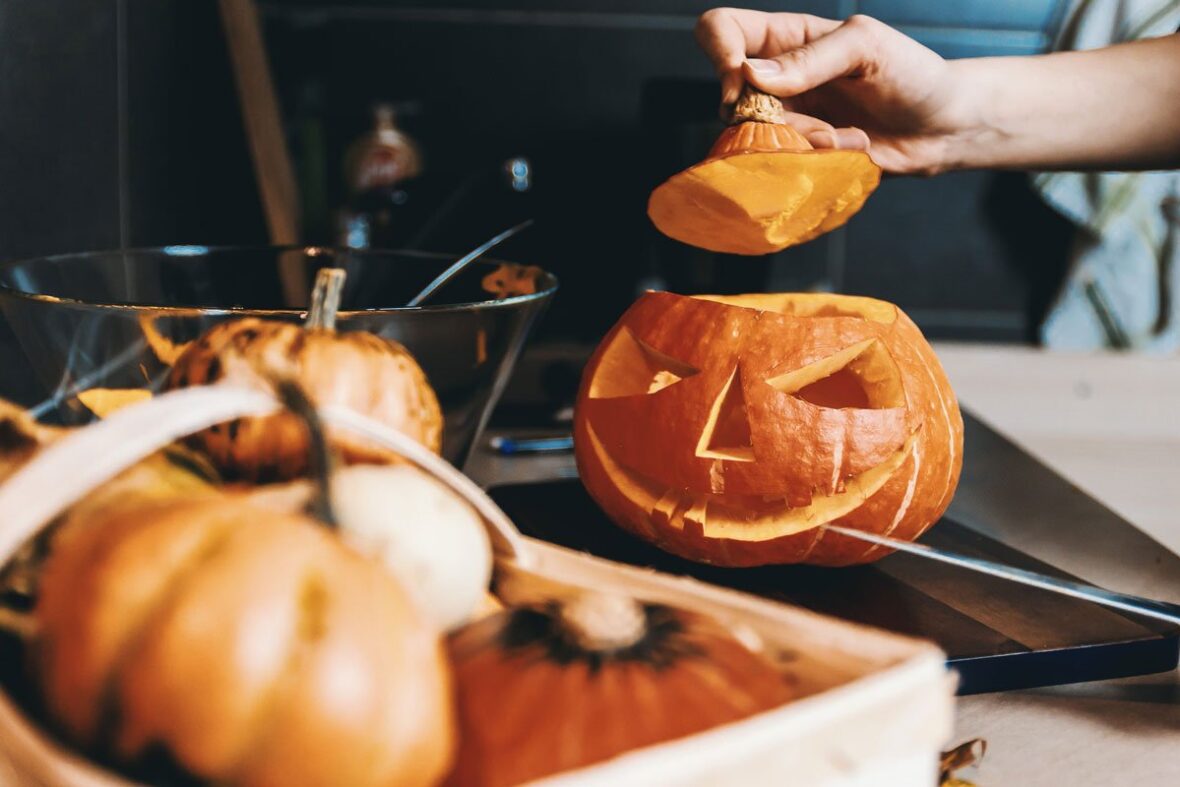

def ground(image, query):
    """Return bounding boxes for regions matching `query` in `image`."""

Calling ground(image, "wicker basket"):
[0,387,954,786]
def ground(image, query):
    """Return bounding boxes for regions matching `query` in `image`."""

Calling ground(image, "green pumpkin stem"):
[305,268,347,332]
[273,379,338,528]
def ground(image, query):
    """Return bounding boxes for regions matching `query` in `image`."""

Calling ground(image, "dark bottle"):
[339,104,423,249]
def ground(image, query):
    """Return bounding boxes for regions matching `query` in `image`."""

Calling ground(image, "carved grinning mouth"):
[582,422,917,543]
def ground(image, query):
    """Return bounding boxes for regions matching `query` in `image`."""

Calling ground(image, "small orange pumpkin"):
[648,87,881,255]
[166,269,443,481]
[34,495,455,787]
[446,592,792,787]
[574,291,963,567]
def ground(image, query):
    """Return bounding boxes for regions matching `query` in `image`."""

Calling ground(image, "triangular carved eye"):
[765,338,905,409]
[588,327,699,399]
[695,367,754,462]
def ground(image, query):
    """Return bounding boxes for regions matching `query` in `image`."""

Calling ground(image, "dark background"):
[0,0,1076,405]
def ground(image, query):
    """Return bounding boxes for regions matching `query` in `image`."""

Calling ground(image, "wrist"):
[935,58,1007,172]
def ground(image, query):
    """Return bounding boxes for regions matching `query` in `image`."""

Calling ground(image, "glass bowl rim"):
[0,245,559,315]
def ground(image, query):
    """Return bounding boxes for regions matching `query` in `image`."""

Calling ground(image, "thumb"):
[743,15,882,98]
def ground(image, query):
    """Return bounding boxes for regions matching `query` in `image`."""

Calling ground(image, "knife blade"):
[823,524,1180,626]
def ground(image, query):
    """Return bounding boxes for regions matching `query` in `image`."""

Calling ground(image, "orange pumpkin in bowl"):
[165,269,443,482]
[34,495,455,787]
[574,291,962,567]
[648,87,881,255]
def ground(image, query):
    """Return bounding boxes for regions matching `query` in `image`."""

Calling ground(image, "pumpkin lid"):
[647,86,881,256]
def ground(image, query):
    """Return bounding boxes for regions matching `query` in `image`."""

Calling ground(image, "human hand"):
[695,9,979,174]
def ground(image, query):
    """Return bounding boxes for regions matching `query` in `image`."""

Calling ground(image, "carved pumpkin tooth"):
[573,291,963,567]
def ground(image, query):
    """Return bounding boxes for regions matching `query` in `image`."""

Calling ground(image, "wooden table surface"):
[934,343,1180,787]
[468,342,1180,785]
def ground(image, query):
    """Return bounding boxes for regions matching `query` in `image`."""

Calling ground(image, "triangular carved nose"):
[695,367,754,462]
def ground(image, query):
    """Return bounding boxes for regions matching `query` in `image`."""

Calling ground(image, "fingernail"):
[807,130,837,149]
[745,58,781,74]
[834,127,871,151]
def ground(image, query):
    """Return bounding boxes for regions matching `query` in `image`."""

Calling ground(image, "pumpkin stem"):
[305,268,347,331]
[273,379,338,528]
[557,592,647,652]
[729,84,788,126]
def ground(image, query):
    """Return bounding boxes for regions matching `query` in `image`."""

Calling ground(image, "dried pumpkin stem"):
[305,268,347,331]
[273,379,338,529]
[940,738,987,781]
[729,85,789,126]
[557,592,647,652]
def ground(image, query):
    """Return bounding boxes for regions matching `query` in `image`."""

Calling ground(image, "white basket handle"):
[0,385,532,567]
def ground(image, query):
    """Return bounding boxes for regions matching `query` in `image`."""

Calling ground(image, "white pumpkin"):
[332,464,493,630]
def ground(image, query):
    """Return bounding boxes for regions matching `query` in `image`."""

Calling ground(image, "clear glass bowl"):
[0,246,557,466]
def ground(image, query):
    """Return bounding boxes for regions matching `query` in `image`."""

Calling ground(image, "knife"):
[823,524,1180,626]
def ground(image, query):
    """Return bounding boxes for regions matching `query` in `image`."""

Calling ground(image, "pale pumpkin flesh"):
[648,149,880,256]
[574,291,963,567]
[647,91,882,257]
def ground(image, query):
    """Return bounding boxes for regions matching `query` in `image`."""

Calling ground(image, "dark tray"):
[488,412,1180,695]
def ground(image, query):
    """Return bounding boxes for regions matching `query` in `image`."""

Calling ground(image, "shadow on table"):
[1012,672,1180,733]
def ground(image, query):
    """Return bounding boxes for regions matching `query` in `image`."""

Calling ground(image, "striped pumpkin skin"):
[707,121,812,157]
[166,318,442,482]
[446,598,793,787]
[574,292,963,567]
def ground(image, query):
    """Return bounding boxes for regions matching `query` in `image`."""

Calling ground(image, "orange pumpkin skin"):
[166,318,443,481]
[708,121,811,157]
[35,496,455,787]
[446,600,792,787]
[574,292,963,567]
[647,90,881,256]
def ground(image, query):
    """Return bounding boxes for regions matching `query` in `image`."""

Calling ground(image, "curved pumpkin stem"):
[305,267,347,331]
[273,379,338,528]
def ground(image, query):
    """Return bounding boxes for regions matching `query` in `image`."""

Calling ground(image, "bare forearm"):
[947,34,1180,171]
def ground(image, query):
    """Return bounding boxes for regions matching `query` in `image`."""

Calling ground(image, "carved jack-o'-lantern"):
[574,291,963,567]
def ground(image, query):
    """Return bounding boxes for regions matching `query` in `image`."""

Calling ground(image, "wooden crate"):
[0,388,954,786]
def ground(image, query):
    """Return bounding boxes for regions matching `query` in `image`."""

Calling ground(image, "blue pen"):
[489,435,574,455]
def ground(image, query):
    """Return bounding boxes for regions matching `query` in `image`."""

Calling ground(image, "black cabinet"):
[0,0,1078,368]
[263,0,1072,342]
